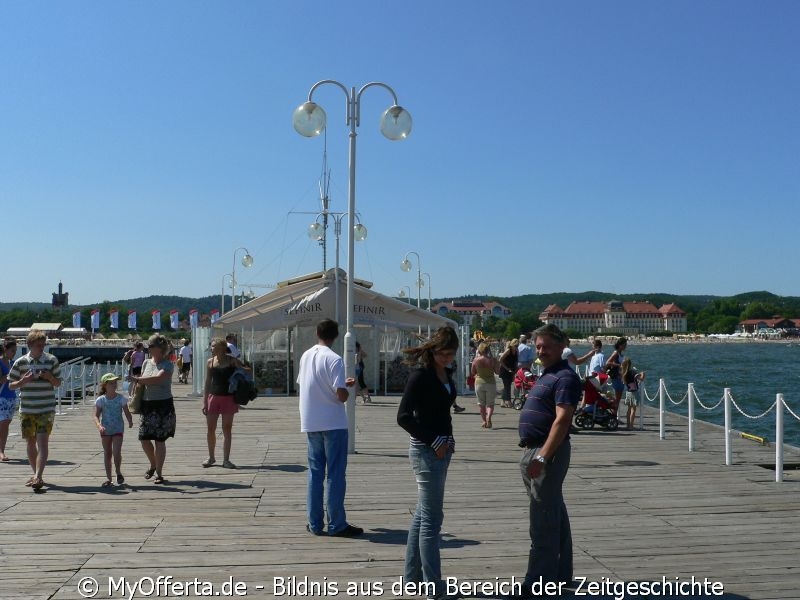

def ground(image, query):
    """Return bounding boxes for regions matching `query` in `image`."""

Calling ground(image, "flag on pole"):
[110,309,119,329]
[189,309,199,329]
[128,310,137,329]
[210,309,220,324]
[90,309,100,331]
[72,311,81,329]
[169,310,179,330]
[152,310,161,330]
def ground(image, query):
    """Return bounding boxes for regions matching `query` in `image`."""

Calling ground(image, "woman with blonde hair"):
[129,334,175,484]
[471,342,499,428]
[397,326,459,600]
[202,337,248,468]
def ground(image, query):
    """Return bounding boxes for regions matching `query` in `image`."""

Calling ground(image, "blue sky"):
[2,1,798,307]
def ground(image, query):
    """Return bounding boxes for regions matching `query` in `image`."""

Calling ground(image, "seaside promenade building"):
[431,300,511,325]
[539,300,687,335]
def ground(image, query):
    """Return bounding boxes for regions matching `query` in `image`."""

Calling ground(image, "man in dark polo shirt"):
[516,324,582,595]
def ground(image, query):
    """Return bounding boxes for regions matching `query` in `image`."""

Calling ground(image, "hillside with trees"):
[2,291,799,338]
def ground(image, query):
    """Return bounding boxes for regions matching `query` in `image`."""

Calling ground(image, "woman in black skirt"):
[130,334,175,484]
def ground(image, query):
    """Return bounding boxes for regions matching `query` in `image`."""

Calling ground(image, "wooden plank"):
[0,386,798,599]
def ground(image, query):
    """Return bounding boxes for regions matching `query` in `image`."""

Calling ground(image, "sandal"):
[202,457,216,468]
[101,480,113,488]
[222,460,237,469]
[31,477,44,490]
[116,474,125,485]
[25,476,35,487]
[144,467,156,479]
[153,475,165,484]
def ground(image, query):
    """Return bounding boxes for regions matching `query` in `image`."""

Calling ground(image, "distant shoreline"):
[570,336,798,346]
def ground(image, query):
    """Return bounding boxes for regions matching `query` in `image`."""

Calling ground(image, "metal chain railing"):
[728,392,778,420]
[695,391,725,411]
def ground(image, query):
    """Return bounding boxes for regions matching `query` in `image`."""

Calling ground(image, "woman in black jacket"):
[397,326,459,600]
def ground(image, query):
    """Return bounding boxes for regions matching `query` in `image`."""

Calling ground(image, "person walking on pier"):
[471,341,499,428]
[178,339,192,384]
[296,319,361,537]
[516,324,581,594]
[93,373,133,487]
[8,329,62,490]
[202,338,247,469]
[605,337,628,410]
[397,326,460,600]
[499,338,519,408]
[129,334,176,485]
[0,337,20,463]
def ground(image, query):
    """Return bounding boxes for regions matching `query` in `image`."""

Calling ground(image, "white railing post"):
[82,365,89,406]
[659,378,665,440]
[724,387,732,466]
[688,382,695,452]
[775,393,784,483]
[56,383,64,416]
[69,364,76,406]
[637,384,644,430]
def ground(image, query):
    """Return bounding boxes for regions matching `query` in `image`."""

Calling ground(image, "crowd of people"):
[1,323,645,600]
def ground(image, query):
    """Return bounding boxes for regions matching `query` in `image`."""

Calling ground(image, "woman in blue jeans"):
[397,326,459,600]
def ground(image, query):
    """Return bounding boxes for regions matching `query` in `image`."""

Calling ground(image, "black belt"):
[519,438,546,449]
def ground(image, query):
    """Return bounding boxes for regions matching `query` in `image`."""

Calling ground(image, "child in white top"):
[93,373,133,487]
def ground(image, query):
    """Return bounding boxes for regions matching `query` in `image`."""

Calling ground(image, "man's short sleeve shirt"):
[296,344,347,433]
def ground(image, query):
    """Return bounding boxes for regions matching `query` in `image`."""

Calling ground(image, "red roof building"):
[431,300,512,325]
[540,300,687,334]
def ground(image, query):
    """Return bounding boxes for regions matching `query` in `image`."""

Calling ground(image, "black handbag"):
[234,380,258,406]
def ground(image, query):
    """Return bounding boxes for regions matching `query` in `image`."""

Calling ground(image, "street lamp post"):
[398,286,412,304]
[231,247,254,311]
[221,273,233,315]
[294,80,412,454]
[308,212,367,324]
[422,272,432,311]
[400,251,422,309]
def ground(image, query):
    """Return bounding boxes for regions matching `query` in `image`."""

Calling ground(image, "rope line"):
[728,392,777,420]
[782,398,800,422]
[695,392,725,411]
[664,387,687,406]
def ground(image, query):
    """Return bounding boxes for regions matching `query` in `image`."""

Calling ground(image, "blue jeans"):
[406,444,452,599]
[520,440,573,585]
[306,429,349,535]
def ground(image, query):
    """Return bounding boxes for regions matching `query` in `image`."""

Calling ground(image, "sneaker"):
[453,404,465,413]
[330,524,363,537]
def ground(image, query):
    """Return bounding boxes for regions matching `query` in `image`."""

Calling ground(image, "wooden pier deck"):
[0,383,798,600]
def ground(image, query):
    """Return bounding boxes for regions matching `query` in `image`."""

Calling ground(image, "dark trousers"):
[519,440,573,585]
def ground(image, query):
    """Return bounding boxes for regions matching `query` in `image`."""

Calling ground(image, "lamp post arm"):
[308,80,354,126]
[355,82,400,127]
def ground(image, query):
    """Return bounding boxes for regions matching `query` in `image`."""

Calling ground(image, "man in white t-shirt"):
[296,319,361,538]
[178,340,192,384]
[225,334,241,358]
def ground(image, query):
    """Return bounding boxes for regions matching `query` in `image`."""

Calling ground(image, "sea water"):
[573,341,800,447]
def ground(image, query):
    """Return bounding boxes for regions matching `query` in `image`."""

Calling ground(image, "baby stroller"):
[574,373,619,431]
[512,368,536,410]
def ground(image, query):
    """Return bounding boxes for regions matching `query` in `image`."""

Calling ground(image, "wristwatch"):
[534,455,547,465]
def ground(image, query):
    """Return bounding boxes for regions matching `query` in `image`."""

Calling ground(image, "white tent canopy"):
[215,269,455,332]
